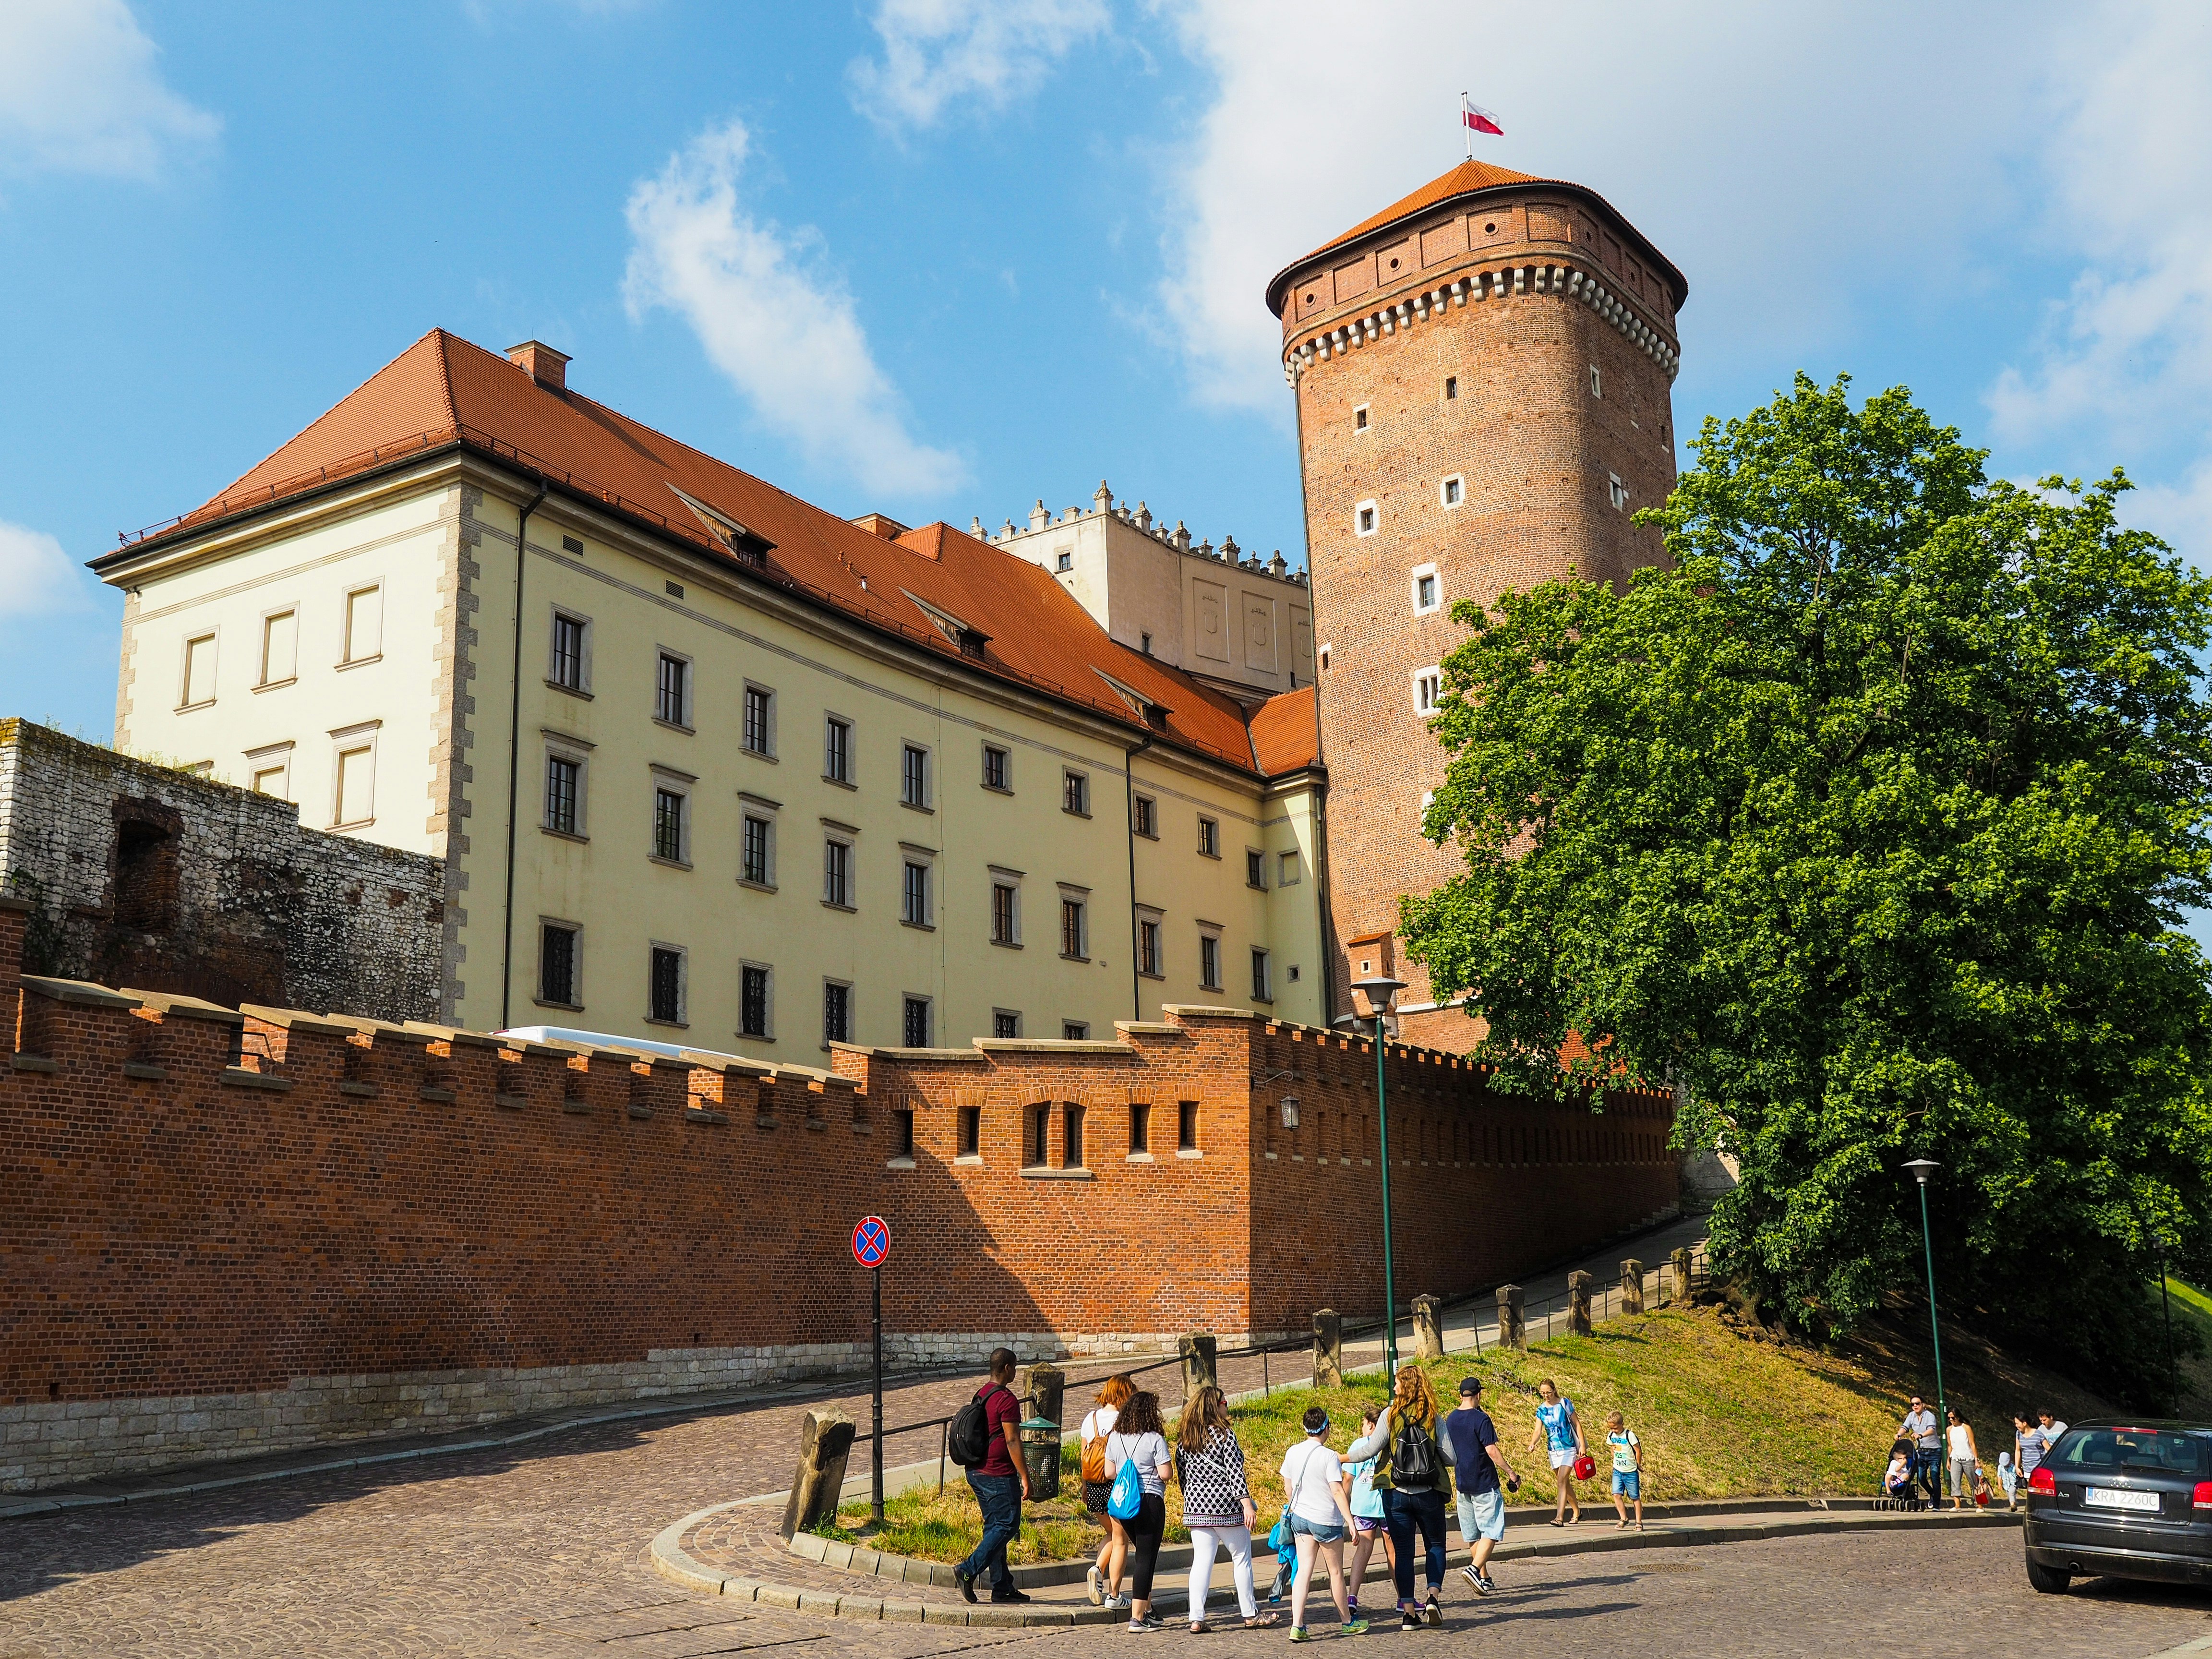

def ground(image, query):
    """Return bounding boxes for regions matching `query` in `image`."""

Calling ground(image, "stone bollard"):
[1411,1294,1444,1362]
[1620,1260,1645,1316]
[1180,1334,1218,1398]
[1313,1309,1343,1386]
[1671,1246,1694,1304]
[1568,1271,1593,1336]
[780,1407,856,1539]
[1497,1285,1526,1350]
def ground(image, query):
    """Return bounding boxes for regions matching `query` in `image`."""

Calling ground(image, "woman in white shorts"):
[1525,1379,1584,1525]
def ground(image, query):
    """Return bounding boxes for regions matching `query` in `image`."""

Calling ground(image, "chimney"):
[507,340,571,391]
[848,512,909,541]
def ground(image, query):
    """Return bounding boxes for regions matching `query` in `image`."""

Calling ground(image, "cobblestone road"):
[4,1397,2208,1659]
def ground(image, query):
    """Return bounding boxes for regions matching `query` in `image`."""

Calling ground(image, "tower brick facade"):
[1272,160,1688,1047]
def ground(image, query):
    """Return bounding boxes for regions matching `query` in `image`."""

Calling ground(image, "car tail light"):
[2194,1480,2212,1511]
[2029,1466,2056,1496]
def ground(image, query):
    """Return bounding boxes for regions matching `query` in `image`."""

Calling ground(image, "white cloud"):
[1147,0,2045,416]
[622,119,966,499]
[0,0,217,181]
[849,0,1109,132]
[1985,1,2212,462]
[0,521,89,617]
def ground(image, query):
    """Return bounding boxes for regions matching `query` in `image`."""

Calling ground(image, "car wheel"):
[2024,1559,2071,1596]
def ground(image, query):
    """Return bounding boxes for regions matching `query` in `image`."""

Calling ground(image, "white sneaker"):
[1087,1566,1104,1606]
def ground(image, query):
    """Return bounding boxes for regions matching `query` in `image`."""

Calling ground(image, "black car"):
[2023,1420,2212,1592]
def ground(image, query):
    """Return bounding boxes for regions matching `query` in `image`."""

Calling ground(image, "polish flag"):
[1462,97,1503,136]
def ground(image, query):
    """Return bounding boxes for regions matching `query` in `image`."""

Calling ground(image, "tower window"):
[1610,473,1630,511]
[1412,565,1441,615]
[1353,405,1370,432]
[1443,376,1457,400]
[1440,476,1463,508]
[1414,667,1443,715]
[1590,365,1603,398]
[1355,501,1378,537]
[1056,550,1073,572]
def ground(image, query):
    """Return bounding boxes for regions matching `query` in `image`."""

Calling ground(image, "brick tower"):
[1269,159,1688,1046]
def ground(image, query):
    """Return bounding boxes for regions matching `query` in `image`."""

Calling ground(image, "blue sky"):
[4,0,2210,757]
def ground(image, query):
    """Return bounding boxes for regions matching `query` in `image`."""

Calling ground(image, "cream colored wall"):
[473,503,1328,1052]
[111,489,453,857]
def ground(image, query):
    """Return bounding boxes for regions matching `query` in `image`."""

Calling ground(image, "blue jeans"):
[1382,1487,1448,1601]
[1908,1447,1942,1505]
[960,1471,1022,1594]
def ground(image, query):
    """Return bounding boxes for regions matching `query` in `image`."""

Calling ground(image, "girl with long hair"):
[1081,1373,1136,1608]
[1175,1385,1279,1632]
[1346,1364,1452,1628]
[1104,1389,1175,1632]
[1525,1377,1585,1526]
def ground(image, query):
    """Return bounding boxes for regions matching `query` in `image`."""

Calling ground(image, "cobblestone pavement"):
[4,1410,2207,1659]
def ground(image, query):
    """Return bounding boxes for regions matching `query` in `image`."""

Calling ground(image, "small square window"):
[1063,1022,1089,1042]
[983,744,1010,791]
[540,923,579,1007]
[959,1103,983,1154]
[1356,503,1378,536]
[991,1011,1020,1041]
[649,946,685,1024]
[1441,476,1463,507]
[902,995,931,1048]
[1055,550,1073,573]
[1354,405,1370,431]
[1414,570,1439,613]
[1178,1101,1199,1152]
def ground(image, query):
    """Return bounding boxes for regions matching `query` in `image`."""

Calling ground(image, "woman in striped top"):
[1176,1386,1279,1633]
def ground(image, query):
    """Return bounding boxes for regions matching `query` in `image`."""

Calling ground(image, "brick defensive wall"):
[0,896,1675,1491]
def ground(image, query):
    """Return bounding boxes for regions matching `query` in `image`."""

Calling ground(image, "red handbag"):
[1572,1454,1597,1482]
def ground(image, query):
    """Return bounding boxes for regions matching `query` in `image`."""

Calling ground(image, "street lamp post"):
[1353,974,1407,1381]
[1903,1158,1947,1498]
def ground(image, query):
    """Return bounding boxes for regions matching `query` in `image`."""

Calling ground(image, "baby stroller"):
[1882,1439,1926,1511]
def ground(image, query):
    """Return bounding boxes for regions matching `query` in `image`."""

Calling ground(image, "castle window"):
[180,631,217,709]
[653,786,688,865]
[902,995,931,1048]
[539,921,580,1008]
[1610,473,1630,511]
[1443,376,1458,401]
[258,608,297,688]
[742,684,775,755]
[1246,849,1266,889]
[1355,500,1379,537]
[549,611,589,692]
[991,1012,1019,1042]
[545,755,581,835]
[1412,564,1441,614]
[342,585,383,665]
[1197,816,1220,857]
[991,874,1020,945]
[1130,1102,1151,1155]
[1251,948,1272,1002]
[902,859,931,926]
[823,835,852,907]
[1591,364,1603,398]
[982,743,1010,792]
[740,812,772,887]
[738,963,771,1038]
[824,715,852,783]
[656,652,691,727]
[1059,894,1088,959]
[1318,644,1332,673]
[1440,475,1464,509]
[1133,794,1158,838]
[1353,405,1370,432]
[1062,769,1090,817]
[1414,667,1443,716]
[648,944,685,1025]
[902,742,930,808]
[1139,914,1162,976]
[1056,550,1073,572]
[1199,930,1223,991]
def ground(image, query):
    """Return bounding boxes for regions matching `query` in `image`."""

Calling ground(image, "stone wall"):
[0,902,1673,1491]
[0,718,444,1023]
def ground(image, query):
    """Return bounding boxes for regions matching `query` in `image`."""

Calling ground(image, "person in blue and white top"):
[1525,1378,1585,1525]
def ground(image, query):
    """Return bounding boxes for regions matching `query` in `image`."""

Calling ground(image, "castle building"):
[976,487,1315,707]
[91,332,1329,1049]
[1270,159,1688,1047]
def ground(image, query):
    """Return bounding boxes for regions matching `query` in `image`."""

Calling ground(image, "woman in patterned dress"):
[1175,1385,1280,1633]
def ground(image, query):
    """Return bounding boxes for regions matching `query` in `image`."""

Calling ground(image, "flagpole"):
[1462,92,1472,161]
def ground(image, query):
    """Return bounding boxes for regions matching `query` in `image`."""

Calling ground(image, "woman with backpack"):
[1102,1389,1175,1632]
[1175,1385,1280,1633]
[1081,1374,1135,1609]
[1345,1364,1452,1629]
[1525,1378,1585,1525]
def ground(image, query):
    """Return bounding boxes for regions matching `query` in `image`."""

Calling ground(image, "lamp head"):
[1351,974,1406,1012]
[1901,1157,1940,1186]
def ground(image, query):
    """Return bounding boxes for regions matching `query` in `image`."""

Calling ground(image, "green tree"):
[1402,374,2212,1395]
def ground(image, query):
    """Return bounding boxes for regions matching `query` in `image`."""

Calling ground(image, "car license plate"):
[2084,1487,2161,1513]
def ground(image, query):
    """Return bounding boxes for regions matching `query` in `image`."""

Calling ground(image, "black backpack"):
[1393,1418,1442,1490]
[949,1384,1010,1467]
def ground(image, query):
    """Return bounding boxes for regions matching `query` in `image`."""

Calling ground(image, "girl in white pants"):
[1174,1386,1281,1632]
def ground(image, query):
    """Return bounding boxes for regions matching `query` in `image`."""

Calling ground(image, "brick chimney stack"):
[506,340,570,391]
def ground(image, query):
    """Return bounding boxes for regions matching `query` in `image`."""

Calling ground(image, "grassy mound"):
[823,1299,2115,1562]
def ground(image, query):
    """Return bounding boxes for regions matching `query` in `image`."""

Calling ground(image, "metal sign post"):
[852,1215,890,1524]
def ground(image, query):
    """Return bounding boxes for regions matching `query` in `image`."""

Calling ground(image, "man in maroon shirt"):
[953,1347,1033,1604]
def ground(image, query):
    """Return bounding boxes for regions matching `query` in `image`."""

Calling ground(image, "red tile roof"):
[1266,159,1688,315]
[1249,685,1320,775]
[109,329,1307,779]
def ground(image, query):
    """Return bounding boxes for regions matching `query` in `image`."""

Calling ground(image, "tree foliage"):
[1401,374,2212,1395]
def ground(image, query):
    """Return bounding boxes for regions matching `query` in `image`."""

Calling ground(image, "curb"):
[648,1500,2021,1628]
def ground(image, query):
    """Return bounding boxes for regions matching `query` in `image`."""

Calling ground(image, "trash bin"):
[1019,1416,1061,1500]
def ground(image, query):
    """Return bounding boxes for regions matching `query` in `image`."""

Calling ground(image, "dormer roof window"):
[668,485,774,565]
